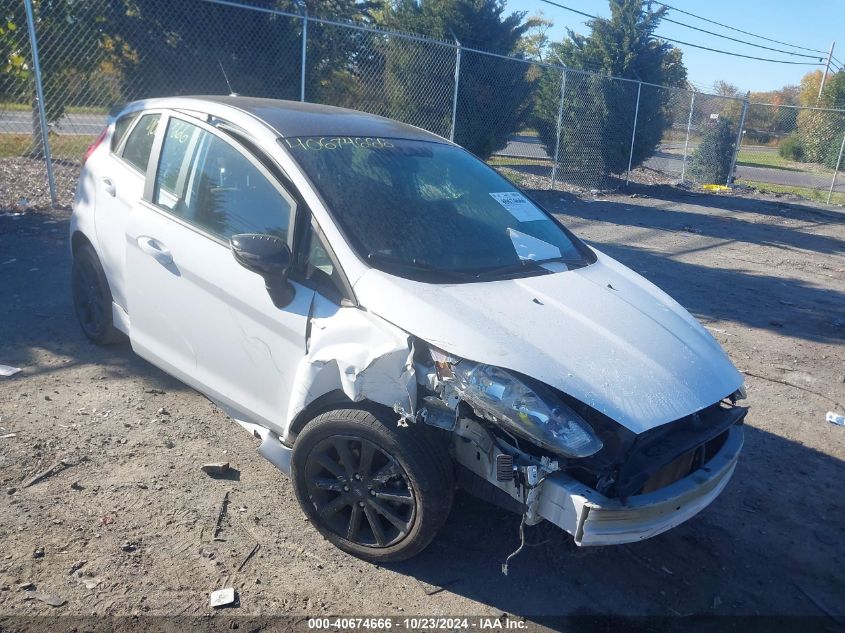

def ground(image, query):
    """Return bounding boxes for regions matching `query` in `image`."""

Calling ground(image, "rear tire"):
[291,407,454,562]
[71,244,123,344]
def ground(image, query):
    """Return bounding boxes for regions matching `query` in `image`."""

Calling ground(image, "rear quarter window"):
[110,113,137,153]
[121,114,160,173]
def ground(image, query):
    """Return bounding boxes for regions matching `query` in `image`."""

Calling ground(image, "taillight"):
[82,127,108,165]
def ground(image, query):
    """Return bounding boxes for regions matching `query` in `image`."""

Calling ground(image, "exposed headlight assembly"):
[437,353,603,458]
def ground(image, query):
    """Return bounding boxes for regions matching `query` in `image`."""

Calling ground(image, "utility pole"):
[24,0,56,208]
[449,32,461,142]
[818,41,835,102]
[294,0,307,102]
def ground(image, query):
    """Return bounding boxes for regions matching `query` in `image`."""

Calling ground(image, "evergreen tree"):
[689,118,736,184]
[383,0,533,158]
[532,0,686,183]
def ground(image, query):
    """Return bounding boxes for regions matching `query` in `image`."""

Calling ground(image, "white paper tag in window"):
[489,191,546,222]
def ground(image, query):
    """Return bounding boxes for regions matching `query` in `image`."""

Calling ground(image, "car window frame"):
[110,112,138,154]
[112,110,165,176]
[278,136,598,283]
[144,111,297,250]
[136,109,355,305]
[216,125,356,306]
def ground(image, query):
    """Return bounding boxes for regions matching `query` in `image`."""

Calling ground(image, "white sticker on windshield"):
[489,192,546,222]
[507,228,561,261]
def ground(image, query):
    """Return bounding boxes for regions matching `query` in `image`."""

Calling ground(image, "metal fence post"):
[550,66,566,189]
[727,96,749,186]
[625,81,642,186]
[23,0,56,208]
[449,38,461,142]
[680,92,696,183]
[827,132,845,204]
[300,10,308,102]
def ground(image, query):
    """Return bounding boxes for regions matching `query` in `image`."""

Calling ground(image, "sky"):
[505,0,845,94]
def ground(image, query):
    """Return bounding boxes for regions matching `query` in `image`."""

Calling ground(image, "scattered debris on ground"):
[1,164,843,622]
[200,462,230,477]
[209,588,237,609]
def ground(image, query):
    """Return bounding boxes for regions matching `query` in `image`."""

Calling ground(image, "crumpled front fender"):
[283,295,415,442]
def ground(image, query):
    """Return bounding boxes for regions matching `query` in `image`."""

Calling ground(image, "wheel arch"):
[286,389,396,444]
[71,230,94,255]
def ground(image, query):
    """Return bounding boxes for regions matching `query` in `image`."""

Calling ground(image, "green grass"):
[736,149,832,174]
[1,102,108,114]
[487,155,553,168]
[0,133,94,159]
[738,179,845,206]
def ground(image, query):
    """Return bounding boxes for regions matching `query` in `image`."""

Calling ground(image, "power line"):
[655,35,824,65]
[651,1,827,55]
[538,0,825,67]
[660,16,824,61]
[536,0,596,22]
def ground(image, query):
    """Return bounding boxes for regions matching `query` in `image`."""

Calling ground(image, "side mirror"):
[230,233,294,308]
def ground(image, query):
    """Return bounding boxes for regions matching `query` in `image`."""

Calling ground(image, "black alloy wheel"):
[303,435,415,547]
[291,408,454,562]
[71,244,123,344]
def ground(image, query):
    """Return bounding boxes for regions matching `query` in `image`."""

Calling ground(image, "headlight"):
[449,360,603,458]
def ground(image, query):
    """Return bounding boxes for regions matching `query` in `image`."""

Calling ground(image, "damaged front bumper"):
[536,424,744,546]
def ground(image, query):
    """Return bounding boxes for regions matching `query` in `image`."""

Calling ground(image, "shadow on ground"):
[1,203,843,625]
[525,187,845,345]
[386,420,843,623]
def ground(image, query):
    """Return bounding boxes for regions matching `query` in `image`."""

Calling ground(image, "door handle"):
[136,236,173,266]
[101,177,116,197]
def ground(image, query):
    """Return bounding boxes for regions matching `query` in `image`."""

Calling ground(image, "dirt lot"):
[1,158,844,631]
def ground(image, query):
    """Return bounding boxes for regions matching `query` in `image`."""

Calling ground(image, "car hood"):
[352,248,743,434]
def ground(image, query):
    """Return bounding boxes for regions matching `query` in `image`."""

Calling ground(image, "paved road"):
[3,114,842,193]
[0,109,107,135]
[495,135,844,193]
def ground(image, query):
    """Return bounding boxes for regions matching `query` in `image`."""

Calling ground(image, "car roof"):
[158,96,448,144]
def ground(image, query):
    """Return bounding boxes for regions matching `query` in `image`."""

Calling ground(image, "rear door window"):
[120,114,160,173]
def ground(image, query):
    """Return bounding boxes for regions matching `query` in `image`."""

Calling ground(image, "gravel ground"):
[0,158,79,214]
[0,157,844,631]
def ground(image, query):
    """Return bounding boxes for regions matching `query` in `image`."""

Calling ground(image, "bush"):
[823,133,845,169]
[689,119,737,184]
[778,134,804,161]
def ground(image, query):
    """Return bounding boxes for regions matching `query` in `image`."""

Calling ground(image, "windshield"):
[281,136,595,282]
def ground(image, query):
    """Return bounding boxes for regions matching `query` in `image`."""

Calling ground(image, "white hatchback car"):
[71,96,747,562]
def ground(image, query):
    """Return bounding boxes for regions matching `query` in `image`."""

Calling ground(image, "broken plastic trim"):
[234,419,292,475]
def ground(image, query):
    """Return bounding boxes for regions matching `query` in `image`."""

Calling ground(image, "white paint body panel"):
[353,248,743,433]
[124,200,314,437]
[285,294,417,432]
[73,95,742,440]
[92,153,145,311]
[69,96,748,551]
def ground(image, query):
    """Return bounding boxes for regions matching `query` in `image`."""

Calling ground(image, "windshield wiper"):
[367,253,473,282]
[472,256,576,280]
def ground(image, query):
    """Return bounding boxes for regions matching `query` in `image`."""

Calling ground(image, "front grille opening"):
[639,430,729,495]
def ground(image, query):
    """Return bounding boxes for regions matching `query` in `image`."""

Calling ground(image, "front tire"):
[71,244,123,344]
[291,408,454,562]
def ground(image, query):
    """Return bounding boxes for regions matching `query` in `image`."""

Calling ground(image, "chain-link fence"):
[739,103,845,203]
[0,1,37,158]
[3,0,845,209]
